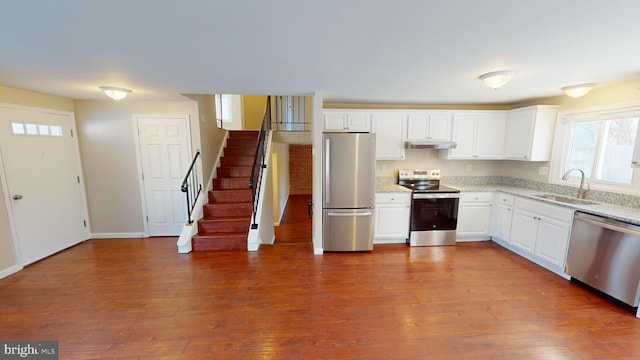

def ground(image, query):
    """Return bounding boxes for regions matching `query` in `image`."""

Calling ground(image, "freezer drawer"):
[323,209,374,251]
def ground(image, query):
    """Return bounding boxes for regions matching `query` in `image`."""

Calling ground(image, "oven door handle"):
[412,193,460,199]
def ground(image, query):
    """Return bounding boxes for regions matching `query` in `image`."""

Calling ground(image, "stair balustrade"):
[272,96,308,131]
[180,151,202,224]
[249,96,272,229]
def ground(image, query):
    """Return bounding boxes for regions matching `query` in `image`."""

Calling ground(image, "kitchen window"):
[550,103,640,194]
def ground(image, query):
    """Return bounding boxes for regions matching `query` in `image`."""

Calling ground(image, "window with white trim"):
[550,103,640,194]
[11,122,63,137]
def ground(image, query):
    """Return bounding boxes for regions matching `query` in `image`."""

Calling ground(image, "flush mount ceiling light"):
[479,70,515,89]
[99,86,132,101]
[561,83,596,98]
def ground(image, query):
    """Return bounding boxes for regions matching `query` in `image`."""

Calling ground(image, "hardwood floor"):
[1,237,639,359]
[275,194,312,244]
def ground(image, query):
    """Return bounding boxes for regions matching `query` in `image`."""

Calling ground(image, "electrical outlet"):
[538,166,549,175]
[466,164,472,172]
[381,163,388,171]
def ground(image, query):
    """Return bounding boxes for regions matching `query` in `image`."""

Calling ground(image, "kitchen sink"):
[533,194,599,206]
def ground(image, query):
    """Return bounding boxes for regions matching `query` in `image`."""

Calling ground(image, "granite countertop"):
[376,183,412,193]
[446,183,640,226]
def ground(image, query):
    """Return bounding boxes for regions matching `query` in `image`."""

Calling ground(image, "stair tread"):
[204,202,252,207]
[209,187,251,194]
[199,216,251,222]
[193,232,248,238]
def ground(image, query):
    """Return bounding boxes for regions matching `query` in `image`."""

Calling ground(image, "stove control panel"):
[399,169,441,180]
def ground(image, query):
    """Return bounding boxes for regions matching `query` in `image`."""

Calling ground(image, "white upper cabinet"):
[406,111,452,141]
[504,105,558,161]
[371,112,406,160]
[448,111,506,159]
[476,111,506,159]
[323,110,371,132]
[449,112,477,158]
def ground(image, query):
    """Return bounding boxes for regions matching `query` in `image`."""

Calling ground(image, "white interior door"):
[0,105,88,265]
[136,115,191,236]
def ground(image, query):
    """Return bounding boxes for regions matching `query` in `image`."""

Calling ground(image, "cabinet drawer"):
[497,193,515,206]
[376,192,411,204]
[460,192,493,203]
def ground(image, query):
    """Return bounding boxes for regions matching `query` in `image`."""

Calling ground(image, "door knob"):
[12,194,23,200]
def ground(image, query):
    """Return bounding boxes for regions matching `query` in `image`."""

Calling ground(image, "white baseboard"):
[0,264,23,279]
[90,232,147,239]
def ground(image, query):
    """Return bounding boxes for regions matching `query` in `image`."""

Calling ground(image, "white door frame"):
[0,102,91,265]
[132,114,192,237]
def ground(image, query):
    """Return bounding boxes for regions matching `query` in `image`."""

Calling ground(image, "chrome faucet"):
[562,168,588,199]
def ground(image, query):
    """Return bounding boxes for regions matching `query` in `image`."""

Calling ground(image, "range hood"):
[405,140,457,150]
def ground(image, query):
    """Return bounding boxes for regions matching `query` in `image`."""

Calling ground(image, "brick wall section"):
[289,144,312,194]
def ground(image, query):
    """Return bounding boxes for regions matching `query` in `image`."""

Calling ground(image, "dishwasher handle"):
[575,212,640,237]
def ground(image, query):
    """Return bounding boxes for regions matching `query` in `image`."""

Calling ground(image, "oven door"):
[410,193,459,231]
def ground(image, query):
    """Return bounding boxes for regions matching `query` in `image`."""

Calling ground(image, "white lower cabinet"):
[374,192,411,244]
[457,192,493,241]
[507,197,574,273]
[492,193,514,243]
[510,207,539,253]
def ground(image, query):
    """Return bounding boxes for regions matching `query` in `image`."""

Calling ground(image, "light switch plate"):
[538,166,549,175]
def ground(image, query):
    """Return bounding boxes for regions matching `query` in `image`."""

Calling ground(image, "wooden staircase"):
[192,130,259,251]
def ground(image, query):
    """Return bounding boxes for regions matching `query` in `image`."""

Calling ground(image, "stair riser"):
[228,131,259,139]
[198,219,250,234]
[224,147,256,156]
[227,139,257,148]
[213,177,250,190]
[221,156,253,167]
[217,167,252,178]
[192,235,247,251]
[208,190,253,203]
[203,204,253,218]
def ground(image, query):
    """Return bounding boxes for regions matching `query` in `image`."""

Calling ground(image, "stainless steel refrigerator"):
[322,132,376,251]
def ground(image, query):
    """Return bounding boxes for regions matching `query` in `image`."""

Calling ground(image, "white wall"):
[271,142,290,225]
[74,100,200,236]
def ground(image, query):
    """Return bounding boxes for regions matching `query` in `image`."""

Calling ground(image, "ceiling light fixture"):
[561,83,596,98]
[479,70,515,89]
[99,86,132,101]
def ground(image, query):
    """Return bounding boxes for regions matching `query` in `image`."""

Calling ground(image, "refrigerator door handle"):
[327,211,372,217]
[325,137,330,204]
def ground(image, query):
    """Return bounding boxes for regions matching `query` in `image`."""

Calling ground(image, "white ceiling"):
[2,1,640,105]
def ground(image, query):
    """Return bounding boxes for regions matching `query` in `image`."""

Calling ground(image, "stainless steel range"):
[398,169,460,246]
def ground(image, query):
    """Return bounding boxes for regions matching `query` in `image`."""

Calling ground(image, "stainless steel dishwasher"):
[565,212,640,313]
